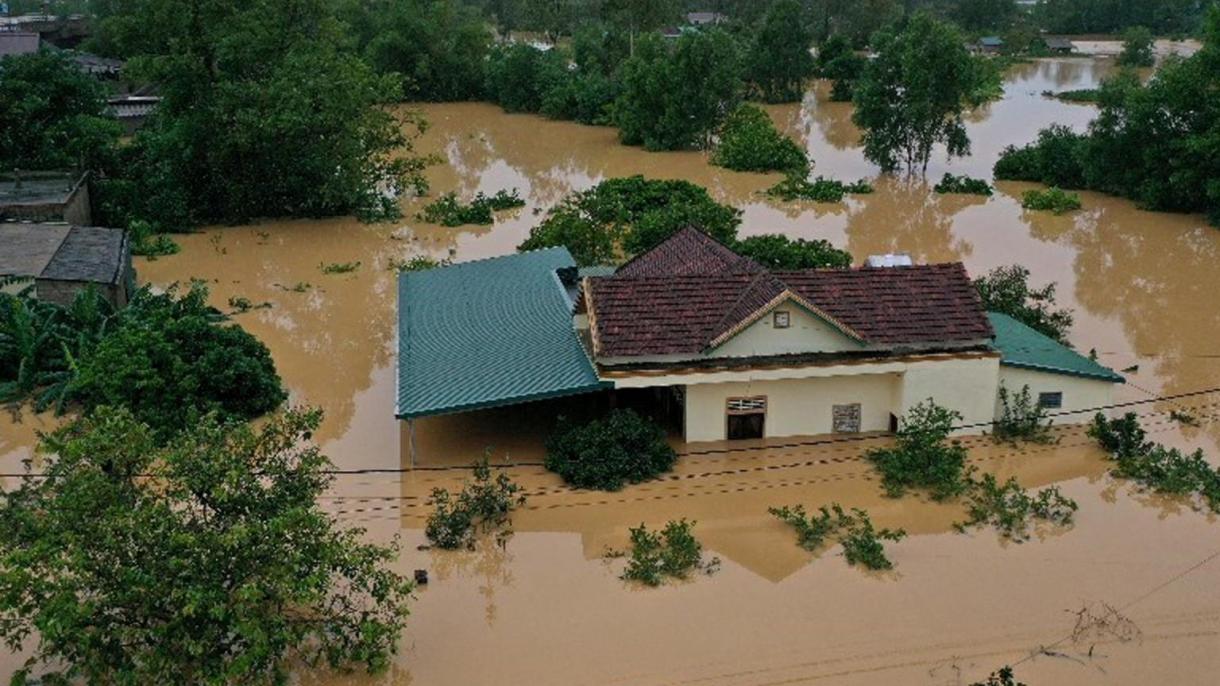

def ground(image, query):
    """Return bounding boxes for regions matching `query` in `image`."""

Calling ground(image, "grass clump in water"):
[992,383,1055,445]
[970,667,1026,686]
[389,255,451,272]
[424,456,527,550]
[320,261,361,274]
[419,189,525,226]
[1089,413,1220,512]
[934,173,992,196]
[955,473,1078,542]
[766,175,873,203]
[769,503,907,570]
[866,399,973,501]
[1042,88,1100,103]
[617,519,719,586]
[1021,187,1081,214]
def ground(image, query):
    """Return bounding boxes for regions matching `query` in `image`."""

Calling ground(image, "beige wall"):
[996,366,1116,425]
[684,372,900,442]
[712,303,860,358]
[897,355,1001,435]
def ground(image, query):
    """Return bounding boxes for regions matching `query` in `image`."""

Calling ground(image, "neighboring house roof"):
[396,247,607,419]
[587,229,993,358]
[988,312,1124,383]
[0,224,128,285]
[686,11,725,24]
[980,36,1004,46]
[1044,36,1074,50]
[0,31,38,57]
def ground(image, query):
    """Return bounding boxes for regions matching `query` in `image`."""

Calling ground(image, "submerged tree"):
[746,0,817,102]
[973,265,1074,343]
[1117,25,1156,67]
[852,12,990,173]
[0,407,413,684]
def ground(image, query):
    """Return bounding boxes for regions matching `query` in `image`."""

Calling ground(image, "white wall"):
[712,304,860,358]
[996,366,1116,425]
[684,372,901,442]
[898,355,1001,435]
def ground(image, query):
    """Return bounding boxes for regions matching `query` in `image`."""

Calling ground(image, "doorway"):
[726,396,766,440]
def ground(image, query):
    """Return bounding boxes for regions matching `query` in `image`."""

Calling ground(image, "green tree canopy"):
[0,50,121,171]
[746,0,816,102]
[0,407,412,684]
[615,30,743,151]
[973,265,1074,343]
[711,103,810,174]
[359,0,493,101]
[852,12,989,173]
[1117,25,1155,67]
[816,33,866,101]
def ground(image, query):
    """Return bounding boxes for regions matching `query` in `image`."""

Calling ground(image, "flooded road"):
[5,57,1220,684]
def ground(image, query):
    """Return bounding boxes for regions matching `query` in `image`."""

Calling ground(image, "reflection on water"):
[4,57,1220,685]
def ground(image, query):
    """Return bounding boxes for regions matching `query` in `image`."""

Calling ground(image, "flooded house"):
[0,171,92,225]
[0,223,134,307]
[396,228,1122,447]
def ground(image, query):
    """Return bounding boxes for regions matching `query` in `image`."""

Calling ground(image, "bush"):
[424,456,527,550]
[992,384,1055,445]
[1043,88,1100,103]
[866,400,972,501]
[733,234,852,269]
[1089,413,1220,512]
[973,265,1074,343]
[545,409,677,490]
[540,71,621,125]
[711,104,810,175]
[419,189,525,226]
[993,124,1088,188]
[817,34,866,102]
[766,176,874,202]
[518,176,742,266]
[970,667,1026,686]
[769,503,906,570]
[1117,26,1155,68]
[955,474,1078,542]
[619,519,716,586]
[483,43,567,113]
[934,173,992,196]
[1021,187,1082,214]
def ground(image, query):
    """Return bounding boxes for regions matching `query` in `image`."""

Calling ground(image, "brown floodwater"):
[4,58,1220,684]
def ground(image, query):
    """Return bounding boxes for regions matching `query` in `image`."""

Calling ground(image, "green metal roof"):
[988,312,1124,383]
[396,248,608,419]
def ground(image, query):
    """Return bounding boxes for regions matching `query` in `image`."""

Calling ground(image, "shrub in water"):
[424,457,527,550]
[619,519,716,586]
[767,175,873,202]
[866,400,972,501]
[770,503,906,570]
[993,124,1088,188]
[1021,187,1082,214]
[419,189,525,226]
[1089,413,1220,513]
[545,409,677,491]
[711,104,810,175]
[934,173,993,196]
[955,473,1078,542]
[992,383,1055,445]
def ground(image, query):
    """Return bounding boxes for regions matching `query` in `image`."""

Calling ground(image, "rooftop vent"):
[865,253,913,268]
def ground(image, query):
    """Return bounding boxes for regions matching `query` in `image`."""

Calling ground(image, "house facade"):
[396,228,1122,445]
[0,223,134,307]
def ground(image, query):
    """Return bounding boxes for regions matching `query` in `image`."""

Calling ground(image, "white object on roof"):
[866,253,914,268]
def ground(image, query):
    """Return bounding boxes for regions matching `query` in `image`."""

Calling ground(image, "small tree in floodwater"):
[0,407,413,684]
[973,265,1075,343]
[425,455,527,549]
[769,503,907,570]
[992,383,1055,445]
[866,399,973,501]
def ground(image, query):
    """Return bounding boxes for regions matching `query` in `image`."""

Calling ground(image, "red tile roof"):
[587,229,993,358]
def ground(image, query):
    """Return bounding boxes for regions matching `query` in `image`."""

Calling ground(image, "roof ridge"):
[706,271,787,345]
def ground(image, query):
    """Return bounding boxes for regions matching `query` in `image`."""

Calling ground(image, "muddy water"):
[5,58,1220,684]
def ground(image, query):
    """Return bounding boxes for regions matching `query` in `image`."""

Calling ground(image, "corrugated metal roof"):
[396,247,607,419]
[41,226,127,284]
[988,312,1124,383]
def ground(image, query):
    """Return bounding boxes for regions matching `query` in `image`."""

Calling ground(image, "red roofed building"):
[576,228,1120,443]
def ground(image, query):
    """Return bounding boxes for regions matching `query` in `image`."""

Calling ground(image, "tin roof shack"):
[0,223,133,307]
[0,171,91,225]
[1043,36,1075,54]
[0,31,39,57]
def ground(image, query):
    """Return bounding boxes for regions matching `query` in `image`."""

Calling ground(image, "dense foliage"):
[92,0,434,230]
[425,457,527,549]
[1117,25,1156,67]
[0,284,286,441]
[1034,0,1201,35]
[766,176,874,202]
[518,176,742,265]
[1021,187,1082,214]
[419,189,526,225]
[615,30,742,150]
[994,9,1220,224]
[746,0,816,103]
[769,503,907,570]
[973,265,1074,343]
[734,234,852,269]
[1090,413,1220,512]
[852,12,993,173]
[0,51,121,172]
[484,42,569,113]
[0,407,412,684]
[545,409,678,490]
[617,519,716,586]
[711,104,810,175]
[866,399,972,501]
[816,34,866,102]
[934,173,993,196]
[992,383,1055,445]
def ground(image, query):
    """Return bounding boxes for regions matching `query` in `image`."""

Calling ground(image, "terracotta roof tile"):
[615,226,763,278]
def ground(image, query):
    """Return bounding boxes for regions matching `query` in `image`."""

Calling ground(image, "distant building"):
[72,51,123,77]
[0,30,39,57]
[685,11,726,26]
[0,171,92,225]
[108,95,161,135]
[974,36,1005,55]
[1043,36,1075,54]
[0,223,134,307]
